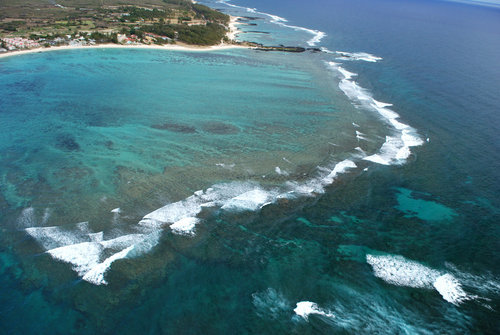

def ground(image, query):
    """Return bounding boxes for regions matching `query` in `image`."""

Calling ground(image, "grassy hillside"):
[0,0,230,45]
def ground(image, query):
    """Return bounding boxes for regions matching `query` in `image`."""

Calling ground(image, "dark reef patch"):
[202,122,239,135]
[55,134,80,151]
[151,123,197,134]
[104,140,114,149]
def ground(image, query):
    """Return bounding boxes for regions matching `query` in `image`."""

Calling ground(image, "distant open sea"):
[0,0,499,333]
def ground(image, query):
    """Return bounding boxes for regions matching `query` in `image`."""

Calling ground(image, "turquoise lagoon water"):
[1,0,500,334]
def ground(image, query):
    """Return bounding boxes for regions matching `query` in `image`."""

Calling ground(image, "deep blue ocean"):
[0,0,499,333]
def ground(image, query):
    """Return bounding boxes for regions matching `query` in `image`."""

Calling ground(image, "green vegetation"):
[0,0,232,46]
[121,6,173,22]
[139,22,226,45]
[0,21,25,32]
[192,4,230,25]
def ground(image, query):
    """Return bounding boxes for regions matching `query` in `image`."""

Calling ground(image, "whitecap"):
[41,208,51,225]
[327,61,424,166]
[48,242,103,276]
[216,162,235,169]
[336,51,383,62]
[99,234,144,250]
[17,207,36,228]
[433,274,471,305]
[356,130,368,141]
[366,254,438,288]
[221,189,276,211]
[26,223,91,250]
[82,245,134,285]
[323,160,357,185]
[218,0,325,46]
[366,254,474,305]
[88,232,104,242]
[275,166,289,176]
[294,301,335,320]
[170,217,199,236]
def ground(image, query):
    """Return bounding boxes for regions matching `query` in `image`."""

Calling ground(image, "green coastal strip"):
[0,0,234,51]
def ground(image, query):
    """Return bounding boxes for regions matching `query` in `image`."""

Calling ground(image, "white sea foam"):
[354,146,367,155]
[45,231,159,285]
[138,158,359,241]
[306,31,326,47]
[41,208,51,225]
[218,0,325,46]
[364,136,405,165]
[48,242,103,276]
[82,245,134,285]
[337,67,357,80]
[275,166,289,176]
[140,182,281,230]
[294,301,335,320]
[285,159,358,197]
[366,254,438,288]
[25,216,162,285]
[327,61,424,165]
[446,263,500,296]
[99,234,144,249]
[125,231,161,258]
[88,232,104,242]
[336,51,383,62]
[216,163,235,169]
[170,217,199,236]
[17,207,36,228]
[433,274,470,305]
[26,223,91,250]
[263,12,325,46]
[221,188,276,211]
[140,195,205,228]
[356,130,368,141]
[323,160,357,185]
[366,254,474,305]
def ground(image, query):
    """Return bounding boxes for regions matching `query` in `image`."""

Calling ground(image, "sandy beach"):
[0,15,246,59]
[227,15,242,41]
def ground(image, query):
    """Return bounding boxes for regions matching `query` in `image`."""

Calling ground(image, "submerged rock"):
[55,134,80,151]
[202,122,239,135]
[151,123,197,134]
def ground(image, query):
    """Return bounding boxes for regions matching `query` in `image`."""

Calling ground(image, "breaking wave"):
[366,254,476,305]
[217,0,326,46]
[294,301,335,321]
[327,61,424,165]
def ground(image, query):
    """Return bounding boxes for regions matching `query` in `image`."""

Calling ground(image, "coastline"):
[227,15,242,41]
[0,43,248,59]
[0,15,246,59]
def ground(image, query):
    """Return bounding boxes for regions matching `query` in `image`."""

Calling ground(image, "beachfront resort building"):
[1,37,40,50]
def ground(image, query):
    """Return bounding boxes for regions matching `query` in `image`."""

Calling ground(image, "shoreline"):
[227,15,242,41]
[0,16,246,59]
[0,43,248,59]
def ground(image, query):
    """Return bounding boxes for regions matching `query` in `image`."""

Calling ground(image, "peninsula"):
[0,0,325,57]
[0,0,243,55]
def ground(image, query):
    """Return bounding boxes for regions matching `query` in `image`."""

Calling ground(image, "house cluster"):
[143,33,172,43]
[1,37,40,50]
[117,33,172,45]
[117,34,140,44]
[0,31,175,54]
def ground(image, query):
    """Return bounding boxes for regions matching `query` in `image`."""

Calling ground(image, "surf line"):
[216,0,325,46]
